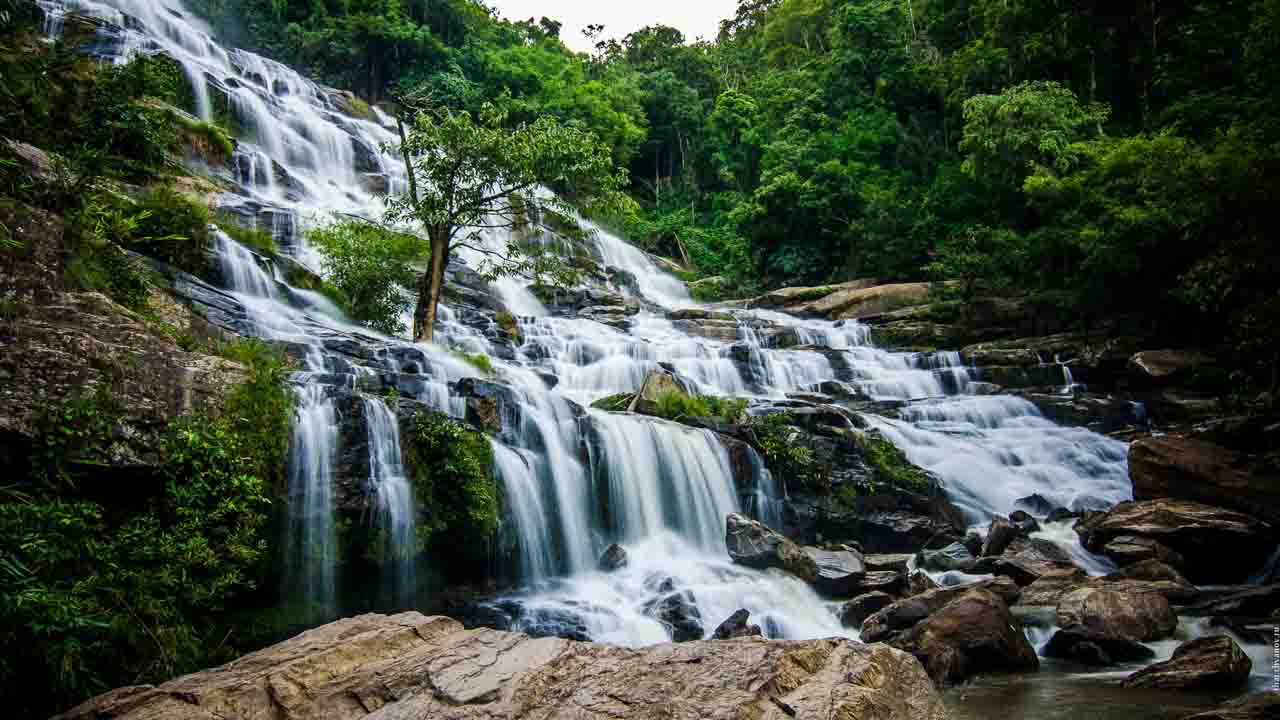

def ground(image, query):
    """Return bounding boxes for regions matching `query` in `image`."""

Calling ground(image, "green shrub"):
[590,393,635,412]
[0,341,292,717]
[855,431,931,494]
[452,350,494,375]
[747,413,816,488]
[215,212,276,253]
[494,310,520,343]
[129,185,212,271]
[650,391,747,423]
[308,219,423,335]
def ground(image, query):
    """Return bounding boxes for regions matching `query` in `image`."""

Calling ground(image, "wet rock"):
[747,278,883,312]
[803,546,867,596]
[711,609,762,639]
[670,317,741,342]
[861,577,1021,644]
[908,570,939,596]
[866,553,914,573]
[599,544,628,572]
[628,369,692,416]
[53,612,952,720]
[1008,510,1041,535]
[1016,568,1089,607]
[725,513,819,582]
[920,542,977,572]
[1101,535,1188,570]
[1046,507,1080,522]
[668,308,735,322]
[1076,499,1274,584]
[840,591,895,629]
[1044,585,1177,666]
[890,588,1040,686]
[1130,435,1280,527]
[1123,635,1252,691]
[1128,350,1215,387]
[1182,692,1280,720]
[982,517,1018,557]
[642,590,703,642]
[1182,584,1280,620]
[844,570,905,596]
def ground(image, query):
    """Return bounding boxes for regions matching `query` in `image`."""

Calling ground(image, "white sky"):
[486,0,738,53]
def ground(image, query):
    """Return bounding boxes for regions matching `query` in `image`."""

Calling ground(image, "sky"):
[487,0,738,53]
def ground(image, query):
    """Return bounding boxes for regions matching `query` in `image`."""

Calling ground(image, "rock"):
[866,553,914,572]
[1077,499,1274,584]
[1016,568,1088,607]
[1107,559,1191,587]
[908,570,939,595]
[890,589,1039,686]
[803,546,866,596]
[1015,494,1059,516]
[809,282,938,321]
[1046,507,1080,522]
[841,591,896,628]
[1182,584,1280,619]
[1130,435,1280,527]
[982,517,1018,557]
[920,542,977,572]
[747,279,883,311]
[850,570,907,596]
[642,590,703,642]
[972,537,1076,586]
[1128,350,1214,387]
[1123,635,1252,691]
[54,612,950,720]
[628,369,691,416]
[1101,535,1187,570]
[861,577,1021,643]
[1008,510,1041,535]
[1044,585,1177,666]
[725,513,818,582]
[711,609,762,639]
[1182,693,1280,720]
[668,308,735,322]
[599,543,628,572]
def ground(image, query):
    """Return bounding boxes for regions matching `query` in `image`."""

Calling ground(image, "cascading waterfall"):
[363,398,417,606]
[284,385,338,619]
[46,0,1144,654]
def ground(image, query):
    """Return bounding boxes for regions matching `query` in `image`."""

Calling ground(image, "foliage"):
[855,431,931,494]
[590,393,637,412]
[452,350,494,376]
[400,410,498,576]
[746,412,815,489]
[215,213,277,254]
[307,219,422,336]
[0,341,292,718]
[650,391,749,423]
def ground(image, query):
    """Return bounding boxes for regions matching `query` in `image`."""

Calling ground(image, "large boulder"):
[725,513,819,582]
[861,577,1021,643]
[642,590,703,642]
[804,546,866,596]
[1123,635,1252,691]
[1101,535,1187,571]
[1130,436,1280,527]
[840,591,896,629]
[1044,585,1177,666]
[599,543,629,572]
[1076,499,1274,584]
[890,589,1040,686]
[628,369,692,416]
[971,536,1077,586]
[920,542,977,572]
[54,613,951,720]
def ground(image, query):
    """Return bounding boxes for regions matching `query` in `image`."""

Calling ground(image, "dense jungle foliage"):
[187,0,1279,387]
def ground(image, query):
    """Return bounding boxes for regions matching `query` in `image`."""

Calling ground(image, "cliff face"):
[54,612,950,720]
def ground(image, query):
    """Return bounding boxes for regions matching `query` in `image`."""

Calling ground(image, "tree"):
[388,104,630,343]
[308,219,424,335]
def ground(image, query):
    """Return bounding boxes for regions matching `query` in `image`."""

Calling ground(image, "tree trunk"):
[414,227,450,344]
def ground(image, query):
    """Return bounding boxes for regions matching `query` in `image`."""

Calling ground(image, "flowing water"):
[42,5,1264,714]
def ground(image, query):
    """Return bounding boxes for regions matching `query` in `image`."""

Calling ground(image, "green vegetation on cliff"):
[0,340,292,718]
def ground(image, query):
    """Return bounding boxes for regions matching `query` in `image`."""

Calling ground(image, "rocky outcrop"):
[840,591,895,629]
[971,536,1077,586]
[711,609,763,639]
[1076,499,1274,584]
[889,588,1040,686]
[628,369,692,416]
[725,513,819,582]
[1182,693,1280,720]
[1129,436,1280,527]
[804,546,866,596]
[1043,585,1177,666]
[55,612,951,720]
[920,542,977,572]
[1101,535,1187,570]
[860,578,1021,644]
[642,590,703,642]
[1123,635,1252,691]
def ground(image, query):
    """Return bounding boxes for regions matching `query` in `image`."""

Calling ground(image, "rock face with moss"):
[55,612,950,720]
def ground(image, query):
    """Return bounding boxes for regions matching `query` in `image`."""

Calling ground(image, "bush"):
[747,413,815,489]
[308,220,424,335]
[854,431,931,494]
[0,342,292,718]
[650,391,748,423]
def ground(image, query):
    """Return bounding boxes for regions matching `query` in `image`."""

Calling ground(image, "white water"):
[364,398,417,606]
[45,0,1137,648]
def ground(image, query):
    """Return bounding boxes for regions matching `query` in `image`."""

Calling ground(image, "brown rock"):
[1130,435,1280,527]
[803,546,866,596]
[1055,586,1178,642]
[1123,635,1252,691]
[1182,692,1280,720]
[890,589,1040,686]
[711,609,762,640]
[725,513,819,582]
[54,612,951,720]
[861,577,1021,643]
[1016,568,1088,607]
[628,369,691,416]
[840,591,896,629]
[1128,350,1214,386]
[981,517,1018,557]
[1076,499,1273,584]
[1101,535,1188,570]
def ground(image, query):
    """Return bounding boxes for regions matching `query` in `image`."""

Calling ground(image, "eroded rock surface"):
[55,612,951,720]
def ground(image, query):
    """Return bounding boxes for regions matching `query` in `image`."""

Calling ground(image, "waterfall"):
[363,398,417,607]
[284,385,338,619]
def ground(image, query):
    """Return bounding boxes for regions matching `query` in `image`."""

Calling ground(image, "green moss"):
[452,350,494,375]
[494,311,521,344]
[400,410,499,574]
[214,212,276,254]
[855,431,931,493]
[747,412,816,488]
[590,393,636,412]
[172,112,235,163]
[648,391,748,424]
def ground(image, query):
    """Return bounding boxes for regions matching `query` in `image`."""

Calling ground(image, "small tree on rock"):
[387,104,631,343]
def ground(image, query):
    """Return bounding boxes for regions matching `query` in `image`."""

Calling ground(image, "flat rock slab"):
[54,612,950,720]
